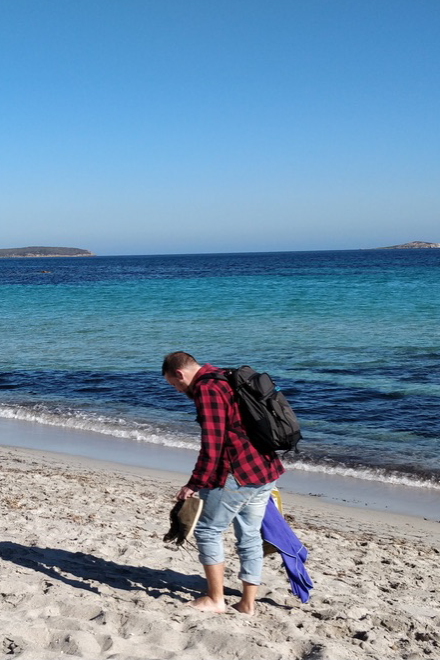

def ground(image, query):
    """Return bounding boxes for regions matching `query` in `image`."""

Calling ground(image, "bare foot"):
[187,596,226,613]
[232,601,255,616]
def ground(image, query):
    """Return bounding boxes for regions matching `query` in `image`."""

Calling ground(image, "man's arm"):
[175,383,228,497]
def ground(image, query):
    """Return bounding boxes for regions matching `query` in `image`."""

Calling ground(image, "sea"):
[1,249,439,495]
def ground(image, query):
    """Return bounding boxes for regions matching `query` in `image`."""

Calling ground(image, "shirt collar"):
[191,363,219,390]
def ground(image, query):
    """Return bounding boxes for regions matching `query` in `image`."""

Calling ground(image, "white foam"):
[0,404,200,453]
[1,403,438,491]
[287,459,440,490]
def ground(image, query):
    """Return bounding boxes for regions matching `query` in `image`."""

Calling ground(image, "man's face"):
[164,372,194,399]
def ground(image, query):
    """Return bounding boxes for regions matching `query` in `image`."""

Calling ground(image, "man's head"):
[162,351,201,397]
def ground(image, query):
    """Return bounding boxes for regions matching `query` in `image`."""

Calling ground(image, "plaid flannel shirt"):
[186,364,284,491]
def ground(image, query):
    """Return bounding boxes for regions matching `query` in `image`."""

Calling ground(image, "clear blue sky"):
[1,0,439,254]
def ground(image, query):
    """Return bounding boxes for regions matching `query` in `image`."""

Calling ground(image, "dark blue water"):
[1,250,439,489]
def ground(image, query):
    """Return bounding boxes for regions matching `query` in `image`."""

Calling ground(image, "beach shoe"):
[163,498,204,546]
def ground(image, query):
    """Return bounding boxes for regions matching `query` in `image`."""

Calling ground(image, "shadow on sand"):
[0,541,214,602]
[0,542,293,609]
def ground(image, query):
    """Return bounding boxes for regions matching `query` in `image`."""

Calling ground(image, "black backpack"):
[199,365,301,455]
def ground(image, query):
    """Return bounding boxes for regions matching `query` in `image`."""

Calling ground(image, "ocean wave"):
[0,403,439,491]
[0,403,200,453]
[284,457,440,491]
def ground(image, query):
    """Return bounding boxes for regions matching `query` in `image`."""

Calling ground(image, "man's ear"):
[174,369,184,381]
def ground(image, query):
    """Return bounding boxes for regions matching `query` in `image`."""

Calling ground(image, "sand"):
[0,445,439,660]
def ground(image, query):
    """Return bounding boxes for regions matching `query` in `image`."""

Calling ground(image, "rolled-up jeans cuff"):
[199,543,225,566]
[198,553,224,566]
[194,528,225,565]
[239,571,261,585]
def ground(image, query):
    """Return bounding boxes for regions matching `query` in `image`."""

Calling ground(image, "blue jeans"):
[194,474,276,585]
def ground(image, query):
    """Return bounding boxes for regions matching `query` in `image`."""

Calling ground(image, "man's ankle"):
[189,595,226,613]
[233,599,255,615]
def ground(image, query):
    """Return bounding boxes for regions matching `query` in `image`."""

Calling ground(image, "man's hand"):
[175,485,196,500]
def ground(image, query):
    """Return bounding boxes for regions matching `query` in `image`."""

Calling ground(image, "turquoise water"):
[0,250,439,489]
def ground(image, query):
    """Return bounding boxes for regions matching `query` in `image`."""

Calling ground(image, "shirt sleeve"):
[186,382,228,491]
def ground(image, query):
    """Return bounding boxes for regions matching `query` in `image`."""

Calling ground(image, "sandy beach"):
[0,444,438,660]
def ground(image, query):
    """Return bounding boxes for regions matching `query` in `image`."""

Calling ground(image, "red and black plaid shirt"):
[186,364,284,491]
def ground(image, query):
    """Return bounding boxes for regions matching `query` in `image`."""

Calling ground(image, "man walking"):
[162,351,284,614]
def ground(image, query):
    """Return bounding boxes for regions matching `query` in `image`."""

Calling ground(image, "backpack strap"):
[196,371,230,384]
[194,371,235,453]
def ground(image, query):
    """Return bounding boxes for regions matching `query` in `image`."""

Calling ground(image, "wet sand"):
[1,417,439,521]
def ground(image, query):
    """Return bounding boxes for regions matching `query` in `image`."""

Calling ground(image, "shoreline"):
[0,443,438,659]
[0,417,439,522]
[3,442,439,547]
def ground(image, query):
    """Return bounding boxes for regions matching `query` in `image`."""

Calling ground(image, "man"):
[162,351,284,614]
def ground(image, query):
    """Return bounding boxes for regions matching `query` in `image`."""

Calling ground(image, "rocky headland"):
[376,241,440,249]
[0,246,95,258]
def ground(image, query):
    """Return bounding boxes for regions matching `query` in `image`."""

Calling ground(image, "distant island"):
[0,246,95,258]
[376,241,440,250]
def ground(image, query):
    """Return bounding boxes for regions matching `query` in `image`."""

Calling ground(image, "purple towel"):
[261,496,313,603]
